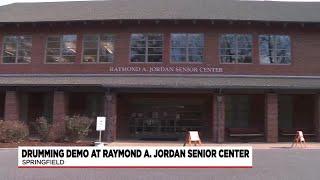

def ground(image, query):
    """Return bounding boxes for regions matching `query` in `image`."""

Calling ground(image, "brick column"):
[53,91,68,123]
[104,92,117,142]
[265,93,278,142]
[314,94,320,142]
[4,91,19,121]
[212,94,225,143]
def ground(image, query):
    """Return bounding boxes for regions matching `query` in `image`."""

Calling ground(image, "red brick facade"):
[104,92,117,142]
[265,94,278,143]
[212,94,225,143]
[0,22,319,76]
[0,20,319,142]
[53,91,68,123]
[4,91,19,121]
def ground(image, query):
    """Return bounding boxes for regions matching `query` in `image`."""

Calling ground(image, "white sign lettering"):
[108,66,223,73]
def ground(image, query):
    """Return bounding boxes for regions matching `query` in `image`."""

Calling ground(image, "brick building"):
[0,0,320,143]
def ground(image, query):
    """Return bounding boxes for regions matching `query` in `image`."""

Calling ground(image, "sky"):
[0,0,319,6]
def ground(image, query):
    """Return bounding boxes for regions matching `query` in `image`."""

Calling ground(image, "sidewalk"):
[107,141,320,149]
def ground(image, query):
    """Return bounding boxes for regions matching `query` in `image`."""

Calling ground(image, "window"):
[219,34,252,64]
[259,35,291,64]
[171,33,204,62]
[2,35,32,63]
[82,34,115,63]
[130,33,163,62]
[46,35,77,63]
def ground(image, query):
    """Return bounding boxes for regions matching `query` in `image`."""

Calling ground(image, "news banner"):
[18,146,252,168]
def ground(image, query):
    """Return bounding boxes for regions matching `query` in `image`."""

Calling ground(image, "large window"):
[219,34,252,64]
[171,33,204,62]
[130,33,163,63]
[259,35,291,64]
[2,35,32,63]
[82,34,115,63]
[46,35,77,63]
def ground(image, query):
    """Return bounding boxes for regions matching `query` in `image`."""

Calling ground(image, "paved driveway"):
[0,149,319,180]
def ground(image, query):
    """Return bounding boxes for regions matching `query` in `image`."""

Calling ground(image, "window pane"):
[220,49,236,56]
[83,41,98,49]
[83,49,98,55]
[3,57,15,63]
[62,48,76,56]
[148,55,162,62]
[61,56,76,63]
[237,56,252,64]
[171,55,186,62]
[220,34,236,49]
[237,35,252,48]
[171,34,187,47]
[188,55,203,62]
[131,34,145,41]
[4,43,17,52]
[238,49,252,56]
[189,48,203,56]
[4,36,17,43]
[83,55,97,63]
[101,34,114,41]
[221,56,236,63]
[148,48,162,55]
[46,56,60,63]
[148,40,163,47]
[63,41,76,49]
[47,36,60,41]
[17,56,31,63]
[188,34,204,47]
[260,56,275,64]
[131,33,163,63]
[100,41,114,55]
[130,55,145,62]
[47,42,60,49]
[276,36,290,49]
[62,35,77,42]
[148,34,162,41]
[171,48,186,55]
[3,49,16,57]
[100,55,113,62]
[18,49,31,57]
[277,57,291,64]
[131,48,146,55]
[46,49,60,56]
[259,35,291,64]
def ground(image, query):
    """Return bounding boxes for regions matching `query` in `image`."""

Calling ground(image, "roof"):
[0,0,319,23]
[0,74,319,89]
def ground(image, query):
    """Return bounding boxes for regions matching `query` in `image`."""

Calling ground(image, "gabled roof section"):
[0,0,319,23]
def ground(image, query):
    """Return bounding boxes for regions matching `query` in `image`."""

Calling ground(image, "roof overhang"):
[0,74,319,90]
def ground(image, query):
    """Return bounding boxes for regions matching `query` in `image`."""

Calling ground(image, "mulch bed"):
[0,140,94,148]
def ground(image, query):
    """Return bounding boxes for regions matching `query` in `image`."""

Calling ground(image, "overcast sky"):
[0,0,319,6]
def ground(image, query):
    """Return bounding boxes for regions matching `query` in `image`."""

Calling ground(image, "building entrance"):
[123,95,211,140]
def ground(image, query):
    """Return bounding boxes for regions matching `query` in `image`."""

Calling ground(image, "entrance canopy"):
[0,74,320,90]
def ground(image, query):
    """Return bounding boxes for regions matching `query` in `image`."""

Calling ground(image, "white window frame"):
[2,35,32,64]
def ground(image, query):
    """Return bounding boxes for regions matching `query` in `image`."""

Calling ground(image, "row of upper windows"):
[1,33,291,64]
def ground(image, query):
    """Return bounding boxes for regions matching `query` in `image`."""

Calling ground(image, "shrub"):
[0,120,29,143]
[65,115,94,141]
[34,117,50,141]
[47,121,66,142]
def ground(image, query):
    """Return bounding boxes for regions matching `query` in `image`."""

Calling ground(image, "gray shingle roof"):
[0,74,319,89]
[0,0,319,23]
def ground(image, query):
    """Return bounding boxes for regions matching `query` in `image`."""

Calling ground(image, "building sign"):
[108,66,223,74]
[96,117,106,131]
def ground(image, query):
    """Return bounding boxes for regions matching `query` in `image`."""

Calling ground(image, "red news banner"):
[18,146,252,168]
